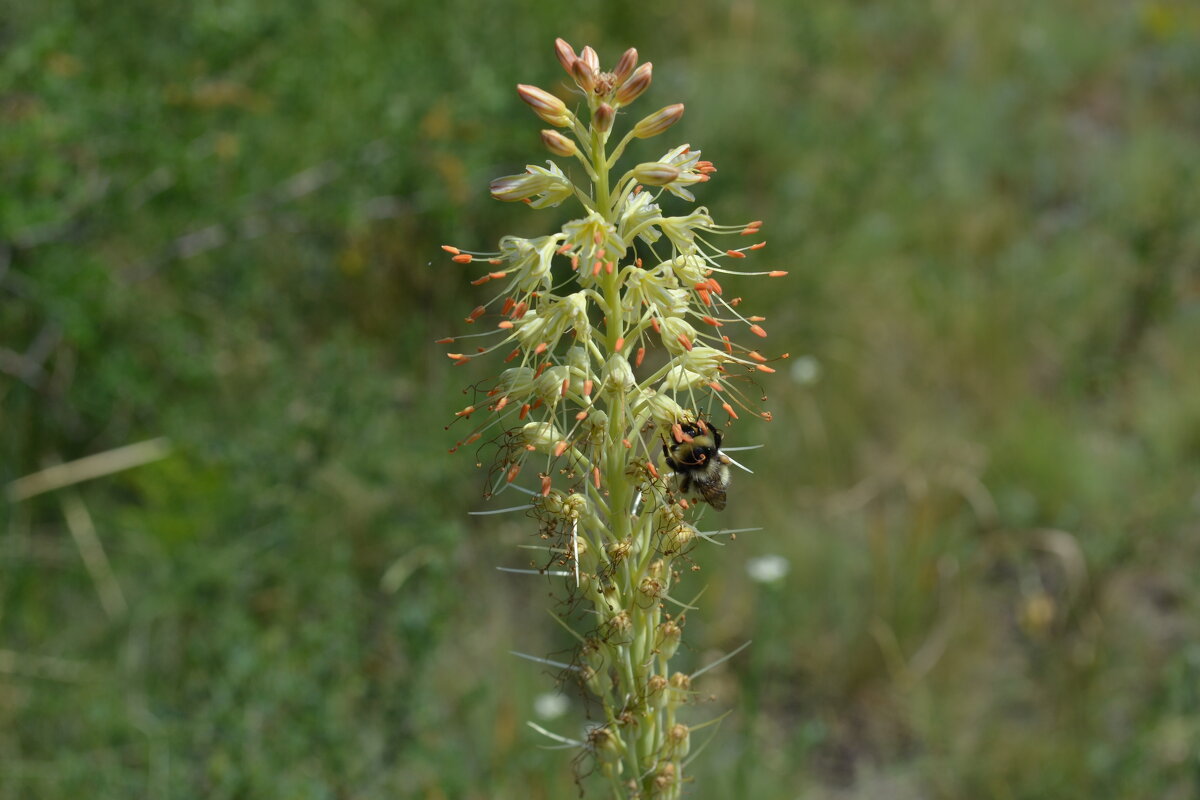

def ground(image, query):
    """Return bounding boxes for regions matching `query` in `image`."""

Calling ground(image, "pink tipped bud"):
[614,62,652,105]
[593,102,615,132]
[553,37,577,74]
[516,84,572,127]
[540,129,577,157]
[613,47,638,83]
[579,45,599,72]
[632,103,684,138]
[571,58,596,93]
[632,161,681,186]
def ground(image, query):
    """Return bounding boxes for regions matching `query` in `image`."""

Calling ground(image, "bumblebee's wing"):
[694,466,729,511]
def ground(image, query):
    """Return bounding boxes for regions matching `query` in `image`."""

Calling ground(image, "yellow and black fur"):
[662,420,731,510]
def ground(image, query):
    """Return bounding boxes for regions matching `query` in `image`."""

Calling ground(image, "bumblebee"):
[662,420,731,511]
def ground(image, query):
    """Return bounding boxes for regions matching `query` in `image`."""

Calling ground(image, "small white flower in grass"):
[746,554,790,584]
[533,692,570,720]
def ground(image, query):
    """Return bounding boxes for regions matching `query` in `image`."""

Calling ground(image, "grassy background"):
[3,0,1199,797]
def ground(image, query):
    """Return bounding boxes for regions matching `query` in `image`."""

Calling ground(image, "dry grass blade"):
[60,489,128,621]
[6,437,171,501]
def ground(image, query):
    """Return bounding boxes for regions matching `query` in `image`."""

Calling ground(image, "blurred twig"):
[6,437,172,501]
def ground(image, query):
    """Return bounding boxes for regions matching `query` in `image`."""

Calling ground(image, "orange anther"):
[464,433,481,445]
[498,320,514,329]
[467,306,486,321]
[708,381,724,392]
[706,278,724,294]
[575,410,588,420]
[740,226,760,236]
[435,337,455,344]
[646,461,659,478]
[701,316,722,327]
[541,475,552,496]
[614,337,625,352]
[452,254,472,264]
[447,352,465,360]
[761,411,773,421]
[553,441,569,457]
[768,270,788,277]
[622,438,631,448]
[749,324,767,338]
[697,288,712,306]
[512,302,528,319]
[592,467,601,488]
[722,402,739,420]
[583,379,594,396]
[593,260,603,276]
[561,378,569,397]
[489,271,507,279]
[635,347,646,367]
[605,261,614,274]
[756,364,776,373]
[470,276,491,286]
[748,350,767,362]
[749,316,765,322]
[505,348,521,362]
[671,423,684,443]
[441,245,461,254]
[494,396,509,411]
[488,258,503,265]
[454,357,469,366]
[455,405,475,417]
[726,250,746,259]
[534,362,548,377]
[534,342,548,354]
[519,403,531,420]
[501,298,515,314]
[650,317,661,333]
[507,464,521,482]
[749,242,766,250]
[677,334,693,351]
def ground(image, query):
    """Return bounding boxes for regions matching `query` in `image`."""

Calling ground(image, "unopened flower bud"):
[572,59,596,93]
[540,129,577,157]
[517,84,572,127]
[632,104,685,139]
[615,62,652,105]
[632,161,681,186]
[579,45,600,72]
[554,37,577,74]
[594,102,615,133]
[613,47,638,83]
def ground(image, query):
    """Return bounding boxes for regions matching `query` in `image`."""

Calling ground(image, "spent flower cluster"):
[441,38,786,798]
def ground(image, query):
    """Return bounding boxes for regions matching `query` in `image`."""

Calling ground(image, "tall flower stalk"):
[441,39,785,798]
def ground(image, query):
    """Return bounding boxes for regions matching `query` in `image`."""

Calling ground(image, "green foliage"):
[2,0,1199,797]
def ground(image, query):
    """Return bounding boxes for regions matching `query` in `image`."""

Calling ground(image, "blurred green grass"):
[3,1,1199,797]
